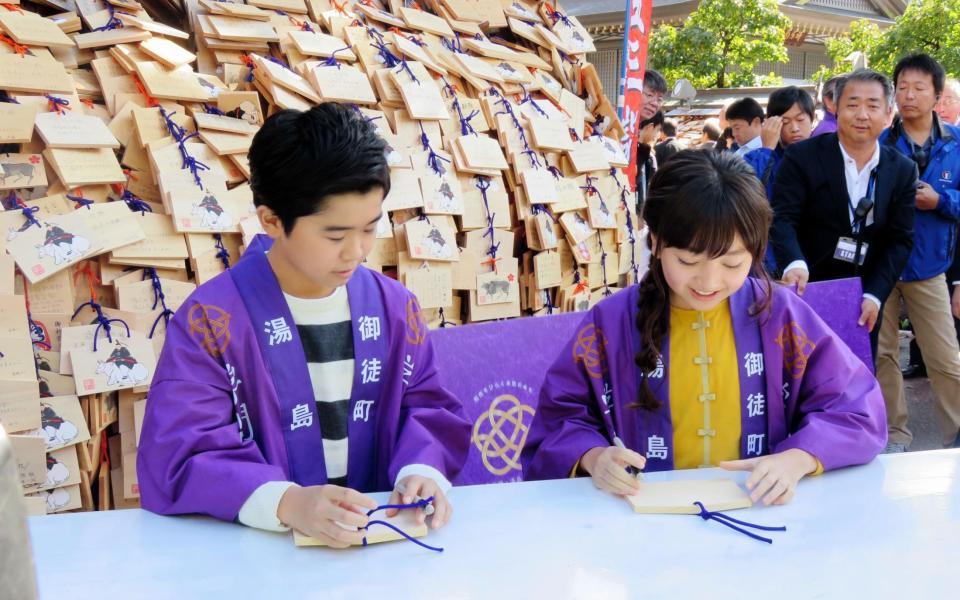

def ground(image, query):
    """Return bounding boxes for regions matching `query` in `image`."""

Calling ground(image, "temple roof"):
[564,0,907,38]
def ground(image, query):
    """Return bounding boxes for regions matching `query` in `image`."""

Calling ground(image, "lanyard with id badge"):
[835,168,877,273]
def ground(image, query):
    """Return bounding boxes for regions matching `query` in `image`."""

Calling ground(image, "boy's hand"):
[387,475,451,530]
[760,116,783,149]
[277,484,378,548]
[581,446,646,496]
[720,448,818,506]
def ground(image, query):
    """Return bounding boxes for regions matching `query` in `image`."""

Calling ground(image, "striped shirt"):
[237,283,452,533]
[284,287,353,486]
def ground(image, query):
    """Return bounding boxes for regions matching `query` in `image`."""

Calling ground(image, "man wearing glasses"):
[635,69,668,207]
[639,70,667,121]
[936,78,960,125]
[877,54,960,453]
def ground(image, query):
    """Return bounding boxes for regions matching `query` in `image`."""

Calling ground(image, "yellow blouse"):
[571,299,824,476]
[669,300,742,470]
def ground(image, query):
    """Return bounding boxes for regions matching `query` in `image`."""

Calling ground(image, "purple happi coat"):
[523,278,887,479]
[138,235,470,522]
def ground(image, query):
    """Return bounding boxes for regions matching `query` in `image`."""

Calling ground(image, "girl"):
[523,150,886,506]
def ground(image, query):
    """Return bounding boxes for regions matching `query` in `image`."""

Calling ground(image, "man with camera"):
[770,69,918,359]
[875,54,960,453]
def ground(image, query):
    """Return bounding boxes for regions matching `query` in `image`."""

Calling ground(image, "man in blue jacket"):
[877,54,960,452]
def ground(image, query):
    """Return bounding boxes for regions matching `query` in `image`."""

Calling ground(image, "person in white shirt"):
[726,97,765,157]
[769,69,918,359]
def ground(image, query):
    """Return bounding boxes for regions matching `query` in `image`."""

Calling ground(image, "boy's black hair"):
[248,102,390,234]
[661,118,678,137]
[639,110,665,129]
[893,53,946,96]
[644,69,668,95]
[767,86,815,120]
[725,98,764,125]
[715,126,734,150]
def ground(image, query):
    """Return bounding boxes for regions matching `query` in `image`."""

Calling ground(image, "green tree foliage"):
[648,0,791,88]
[874,0,960,76]
[815,19,884,81]
[817,0,960,82]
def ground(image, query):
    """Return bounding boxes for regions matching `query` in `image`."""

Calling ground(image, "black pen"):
[613,436,644,481]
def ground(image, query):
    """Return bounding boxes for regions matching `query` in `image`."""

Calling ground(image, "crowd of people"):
[636,55,960,453]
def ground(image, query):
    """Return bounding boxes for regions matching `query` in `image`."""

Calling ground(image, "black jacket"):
[770,133,918,302]
[635,142,657,213]
[654,138,684,166]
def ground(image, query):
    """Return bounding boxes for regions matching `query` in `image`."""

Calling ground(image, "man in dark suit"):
[771,69,918,355]
[654,118,684,165]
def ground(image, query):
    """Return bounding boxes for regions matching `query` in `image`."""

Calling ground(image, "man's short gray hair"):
[834,68,894,108]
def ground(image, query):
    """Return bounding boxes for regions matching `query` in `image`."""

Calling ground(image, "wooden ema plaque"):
[625,479,753,514]
[35,112,121,149]
[0,54,74,93]
[0,11,74,47]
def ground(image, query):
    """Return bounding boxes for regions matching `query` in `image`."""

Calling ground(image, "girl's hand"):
[720,448,818,506]
[580,446,647,496]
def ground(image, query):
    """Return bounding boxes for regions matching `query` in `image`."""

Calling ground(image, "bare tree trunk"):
[717,38,731,88]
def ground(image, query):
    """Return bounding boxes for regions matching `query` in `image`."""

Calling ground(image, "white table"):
[29,450,960,599]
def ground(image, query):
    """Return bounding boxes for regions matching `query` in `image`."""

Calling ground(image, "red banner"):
[618,0,653,191]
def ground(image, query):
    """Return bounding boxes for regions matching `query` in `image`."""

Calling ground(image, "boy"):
[138,103,470,548]
[744,86,816,274]
[726,97,765,158]
[745,86,816,196]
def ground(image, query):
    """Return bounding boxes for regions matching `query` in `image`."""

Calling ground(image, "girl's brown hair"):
[634,150,773,411]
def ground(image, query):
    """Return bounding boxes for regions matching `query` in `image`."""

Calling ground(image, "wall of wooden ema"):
[0,0,644,516]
